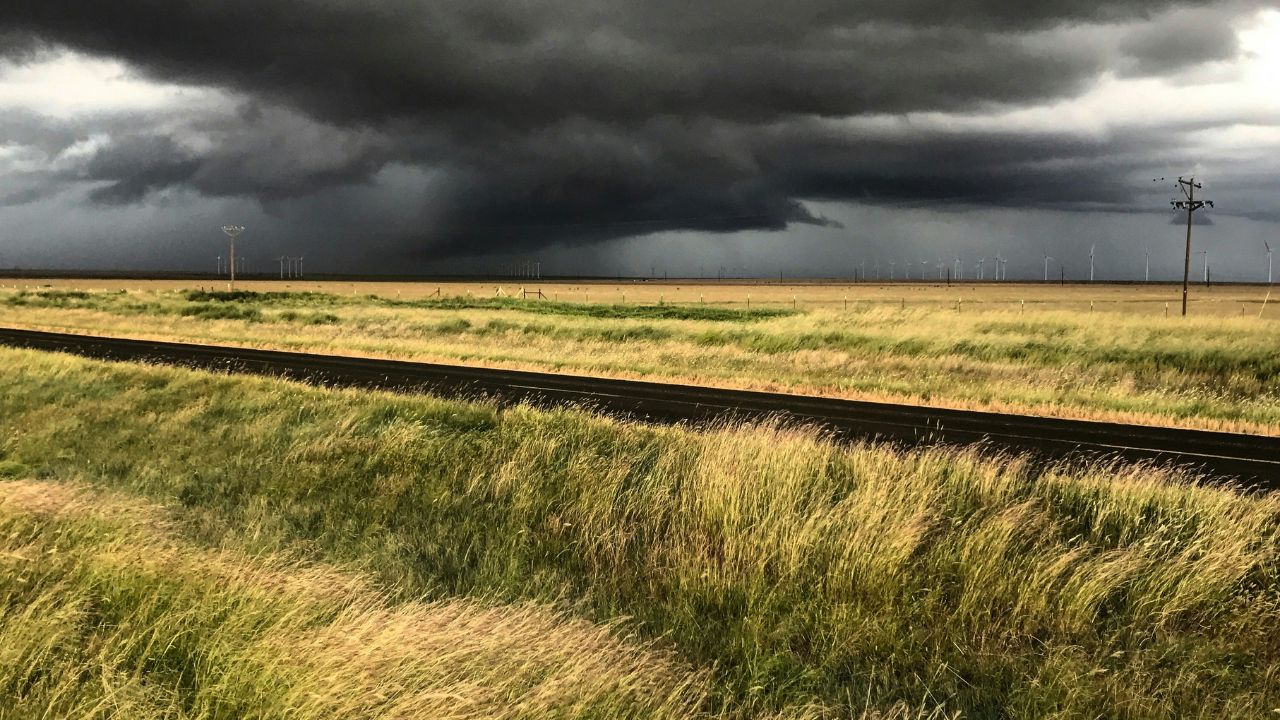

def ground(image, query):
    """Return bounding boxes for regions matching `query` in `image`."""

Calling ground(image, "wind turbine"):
[1043,251,1052,282]
[888,260,896,280]
[1267,242,1273,285]
[1200,250,1209,283]
[977,257,985,281]
[277,256,287,279]
[1144,245,1150,282]
[1089,245,1095,282]
[954,256,963,280]
[920,258,930,279]
[298,256,304,278]
[937,257,945,280]
[993,253,1001,280]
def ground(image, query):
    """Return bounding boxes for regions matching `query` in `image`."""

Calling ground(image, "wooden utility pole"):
[222,226,244,291]
[1170,177,1213,317]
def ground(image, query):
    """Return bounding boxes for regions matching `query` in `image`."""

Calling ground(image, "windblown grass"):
[3,284,1280,433]
[0,480,712,719]
[2,346,1279,718]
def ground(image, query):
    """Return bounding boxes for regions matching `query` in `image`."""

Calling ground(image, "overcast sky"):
[1,0,1279,280]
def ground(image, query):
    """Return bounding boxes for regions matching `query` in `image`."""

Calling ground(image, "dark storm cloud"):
[0,0,1184,122]
[27,104,402,206]
[0,0,1272,258]
[1118,8,1243,75]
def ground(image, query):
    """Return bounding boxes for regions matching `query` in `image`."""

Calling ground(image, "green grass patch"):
[181,289,345,305]
[398,296,795,321]
[180,303,263,321]
[2,347,1279,718]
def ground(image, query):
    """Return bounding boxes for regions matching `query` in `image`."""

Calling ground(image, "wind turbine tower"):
[1089,245,1095,282]
[1043,252,1052,282]
[1267,242,1273,285]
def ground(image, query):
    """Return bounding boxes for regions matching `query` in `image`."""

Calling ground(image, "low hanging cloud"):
[0,0,1274,263]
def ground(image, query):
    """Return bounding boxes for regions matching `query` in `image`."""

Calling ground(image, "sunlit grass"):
[3,284,1279,433]
[0,480,713,720]
[2,346,1279,718]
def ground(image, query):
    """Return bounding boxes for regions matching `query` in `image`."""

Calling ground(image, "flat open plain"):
[3,276,1278,316]
[3,278,1278,434]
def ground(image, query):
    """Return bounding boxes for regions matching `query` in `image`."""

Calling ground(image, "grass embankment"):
[4,287,1280,433]
[0,481,708,719]
[3,347,1280,718]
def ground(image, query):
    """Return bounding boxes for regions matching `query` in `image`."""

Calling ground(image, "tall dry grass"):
[2,347,1280,717]
[3,286,1279,433]
[0,479,713,720]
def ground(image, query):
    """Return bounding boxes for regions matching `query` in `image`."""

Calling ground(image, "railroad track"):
[3,326,1278,489]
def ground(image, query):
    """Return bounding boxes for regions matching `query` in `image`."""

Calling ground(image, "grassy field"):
[3,346,1280,718]
[3,280,1279,434]
[0,481,711,720]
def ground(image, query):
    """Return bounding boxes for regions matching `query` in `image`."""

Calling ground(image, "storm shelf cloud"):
[0,0,1278,276]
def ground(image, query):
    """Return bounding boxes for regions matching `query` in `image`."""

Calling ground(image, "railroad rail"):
[2,326,1277,489]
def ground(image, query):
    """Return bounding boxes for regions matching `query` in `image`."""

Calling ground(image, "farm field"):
[4,346,1280,719]
[2,279,1278,434]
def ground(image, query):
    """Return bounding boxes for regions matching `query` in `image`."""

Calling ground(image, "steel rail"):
[2,327,1277,489]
